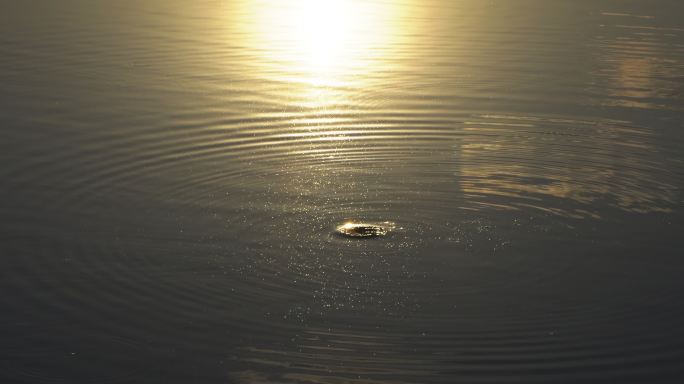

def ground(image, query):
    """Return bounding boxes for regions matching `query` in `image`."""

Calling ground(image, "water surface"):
[1,0,684,383]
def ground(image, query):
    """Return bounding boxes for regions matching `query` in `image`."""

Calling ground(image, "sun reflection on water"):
[229,0,409,107]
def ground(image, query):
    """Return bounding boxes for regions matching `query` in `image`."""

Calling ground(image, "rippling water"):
[2,0,684,383]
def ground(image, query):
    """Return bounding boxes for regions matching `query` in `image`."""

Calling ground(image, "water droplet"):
[335,222,394,238]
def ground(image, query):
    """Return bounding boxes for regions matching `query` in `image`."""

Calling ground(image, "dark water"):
[2,0,684,383]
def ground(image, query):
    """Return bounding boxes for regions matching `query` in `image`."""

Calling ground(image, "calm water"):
[2,0,684,383]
